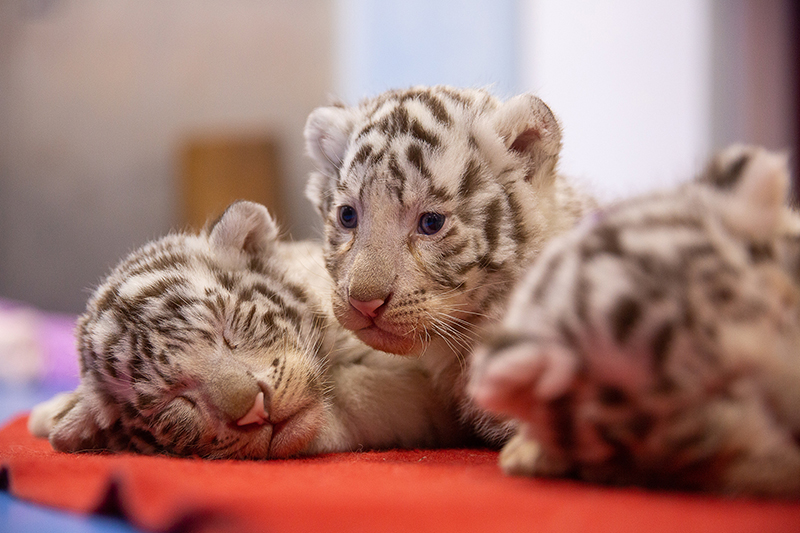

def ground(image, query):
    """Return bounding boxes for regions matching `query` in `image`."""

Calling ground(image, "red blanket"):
[1,415,798,533]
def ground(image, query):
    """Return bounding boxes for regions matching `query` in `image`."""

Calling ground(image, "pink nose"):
[236,391,269,426]
[349,297,385,318]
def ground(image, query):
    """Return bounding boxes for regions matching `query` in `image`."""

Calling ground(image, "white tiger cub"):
[29,201,463,459]
[304,86,594,443]
[470,146,800,497]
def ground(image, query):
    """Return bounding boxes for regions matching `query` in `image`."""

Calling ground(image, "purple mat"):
[0,298,79,388]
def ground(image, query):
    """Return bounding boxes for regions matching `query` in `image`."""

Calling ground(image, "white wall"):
[0,0,335,313]
[519,0,796,201]
[334,0,518,103]
[520,0,714,200]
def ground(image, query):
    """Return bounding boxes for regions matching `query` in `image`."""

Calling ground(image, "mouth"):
[355,324,421,356]
[267,402,324,458]
[332,295,424,355]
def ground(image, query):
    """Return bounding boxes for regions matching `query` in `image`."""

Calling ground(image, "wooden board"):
[179,135,283,230]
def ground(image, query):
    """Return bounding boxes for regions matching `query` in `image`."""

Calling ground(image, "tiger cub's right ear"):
[209,201,280,258]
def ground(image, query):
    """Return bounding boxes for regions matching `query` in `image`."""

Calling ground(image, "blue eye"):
[418,212,445,235]
[338,205,358,229]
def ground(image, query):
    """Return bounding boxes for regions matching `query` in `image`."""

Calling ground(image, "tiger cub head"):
[29,201,330,459]
[469,145,800,496]
[304,85,585,356]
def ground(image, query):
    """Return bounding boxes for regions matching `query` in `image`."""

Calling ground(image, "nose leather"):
[349,297,385,318]
[236,391,269,426]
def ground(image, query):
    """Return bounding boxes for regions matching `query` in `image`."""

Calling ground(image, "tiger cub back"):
[470,145,800,497]
[30,201,462,459]
[304,85,595,444]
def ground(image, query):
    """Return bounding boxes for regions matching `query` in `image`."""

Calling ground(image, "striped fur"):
[470,146,800,497]
[304,86,594,444]
[29,202,464,459]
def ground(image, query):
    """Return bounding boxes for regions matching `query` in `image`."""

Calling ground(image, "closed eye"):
[223,335,238,350]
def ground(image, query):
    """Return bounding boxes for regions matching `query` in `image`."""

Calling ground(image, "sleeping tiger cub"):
[29,201,463,459]
[304,85,595,444]
[469,145,800,497]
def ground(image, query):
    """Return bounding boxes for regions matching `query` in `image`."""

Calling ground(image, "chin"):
[332,297,424,356]
[354,325,422,356]
[268,403,325,458]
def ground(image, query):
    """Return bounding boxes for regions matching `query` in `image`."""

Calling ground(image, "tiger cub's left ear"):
[209,201,280,257]
[705,145,792,239]
[490,94,563,186]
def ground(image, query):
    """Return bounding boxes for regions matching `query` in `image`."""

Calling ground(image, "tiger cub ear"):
[304,104,356,178]
[704,145,791,238]
[304,104,357,214]
[29,391,110,452]
[209,201,279,257]
[490,94,563,186]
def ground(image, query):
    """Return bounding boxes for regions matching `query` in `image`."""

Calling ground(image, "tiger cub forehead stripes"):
[471,145,800,497]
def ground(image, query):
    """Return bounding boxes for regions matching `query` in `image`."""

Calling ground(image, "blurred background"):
[0,0,797,315]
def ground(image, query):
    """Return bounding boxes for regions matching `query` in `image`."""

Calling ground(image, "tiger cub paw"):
[28,391,78,438]
[470,338,578,421]
[499,426,570,478]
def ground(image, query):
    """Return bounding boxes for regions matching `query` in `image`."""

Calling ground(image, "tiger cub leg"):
[707,392,800,498]
[499,423,573,477]
[471,340,579,477]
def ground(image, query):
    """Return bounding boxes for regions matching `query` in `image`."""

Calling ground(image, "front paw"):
[499,426,570,478]
[28,391,78,438]
[470,339,578,421]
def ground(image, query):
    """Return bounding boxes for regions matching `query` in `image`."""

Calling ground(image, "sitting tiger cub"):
[29,201,463,459]
[304,86,595,444]
[470,145,800,497]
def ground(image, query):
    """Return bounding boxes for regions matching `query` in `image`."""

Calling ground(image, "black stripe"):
[710,153,749,190]
[610,296,641,344]
[458,159,482,199]
[350,143,373,168]
[505,189,528,247]
[415,92,452,126]
[651,322,674,367]
[597,386,628,406]
[549,393,576,452]
[94,286,120,313]
[388,154,407,205]
[214,270,237,291]
[410,120,440,148]
[531,252,564,304]
[406,143,431,180]
[482,198,502,255]
[378,106,411,136]
[125,252,190,278]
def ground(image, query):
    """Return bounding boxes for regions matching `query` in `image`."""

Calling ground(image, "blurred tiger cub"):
[470,146,800,497]
[29,201,463,459]
[304,85,595,444]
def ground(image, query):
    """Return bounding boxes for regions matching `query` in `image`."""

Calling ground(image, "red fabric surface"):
[2,415,799,533]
